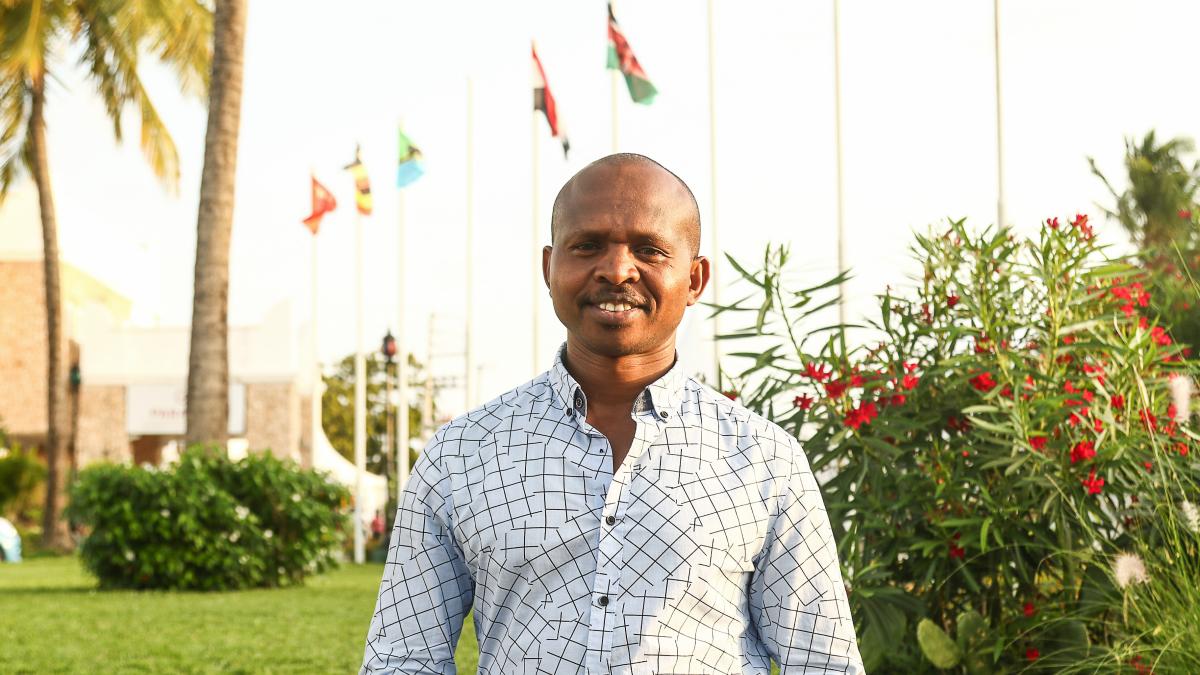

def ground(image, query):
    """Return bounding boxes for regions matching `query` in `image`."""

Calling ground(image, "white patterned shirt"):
[362,348,862,674]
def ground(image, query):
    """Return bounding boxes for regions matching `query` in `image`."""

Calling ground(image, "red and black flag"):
[532,43,569,157]
[607,4,658,104]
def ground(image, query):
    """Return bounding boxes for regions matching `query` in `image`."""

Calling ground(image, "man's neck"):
[562,339,676,409]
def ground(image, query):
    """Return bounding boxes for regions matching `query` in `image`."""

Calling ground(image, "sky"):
[7,0,1200,413]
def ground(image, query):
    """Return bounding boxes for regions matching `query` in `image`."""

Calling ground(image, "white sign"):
[125,383,246,436]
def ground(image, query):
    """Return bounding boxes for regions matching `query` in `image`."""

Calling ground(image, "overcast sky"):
[6,0,1200,411]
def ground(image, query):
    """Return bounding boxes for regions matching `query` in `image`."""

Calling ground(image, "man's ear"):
[542,246,553,290]
[686,256,711,306]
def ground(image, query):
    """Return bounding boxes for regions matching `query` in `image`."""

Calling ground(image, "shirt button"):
[658,410,669,420]
[605,515,616,526]
[597,595,609,607]
[566,408,574,418]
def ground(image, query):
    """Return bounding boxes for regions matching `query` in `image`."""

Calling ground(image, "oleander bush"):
[718,215,1199,672]
[67,448,350,591]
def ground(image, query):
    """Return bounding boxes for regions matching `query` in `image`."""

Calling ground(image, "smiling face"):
[544,156,709,359]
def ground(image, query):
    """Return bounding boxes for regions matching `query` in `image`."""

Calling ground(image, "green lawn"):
[0,557,479,674]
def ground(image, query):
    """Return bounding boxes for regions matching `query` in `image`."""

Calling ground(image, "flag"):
[532,43,570,157]
[345,145,372,215]
[302,175,337,235]
[397,128,425,188]
[607,4,658,105]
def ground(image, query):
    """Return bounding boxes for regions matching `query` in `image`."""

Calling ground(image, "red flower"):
[903,361,920,373]
[949,543,965,559]
[1026,647,1040,661]
[1070,440,1096,464]
[970,372,997,392]
[1062,334,1076,345]
[1177,442,1189,457]
[849,374,866,387]
[1144,461,1153,472]
[1071,213,1088,228]
[999,385,1013,399]
[1180,209,1192,219]
[1082,468,1105,495]
[947,416,971,432]
[843,402,879,430]
[722,390,739,400]
[1139,316,1149,330]
[1046,217,1060,229]
[1140,409,1158,430]
[803,362,833,382]
[947,294,960,308]
[884,393,907,407]
[1024,602,1036,618]
[1151,326,1172,347]
[1093,417,1104,433]
[901,374,920,390]
[794,394,815,410]
[1029,437,1048,451]
[824,380,848,399]
[1112,394,1125,410]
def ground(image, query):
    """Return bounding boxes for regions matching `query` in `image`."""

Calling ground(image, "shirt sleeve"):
[361,440,474,675]
[749,436,863,674]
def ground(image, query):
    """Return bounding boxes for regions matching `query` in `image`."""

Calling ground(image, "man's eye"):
[574,242,599,251]
[637,247,666,257]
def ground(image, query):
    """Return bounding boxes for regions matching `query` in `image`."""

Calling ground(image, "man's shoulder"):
[422,374,555,460]
[684,379,804,459]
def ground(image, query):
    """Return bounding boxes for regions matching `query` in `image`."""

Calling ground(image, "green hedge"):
[67,448,350,591]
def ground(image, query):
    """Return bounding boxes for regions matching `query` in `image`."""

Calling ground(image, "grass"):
[0,556,479,674]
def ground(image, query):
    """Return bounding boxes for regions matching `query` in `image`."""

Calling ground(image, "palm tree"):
[185,0,246,449]
[1089,131,1200,251]
[0,0,211,548]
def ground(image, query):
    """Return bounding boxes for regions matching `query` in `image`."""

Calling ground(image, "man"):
[362,154,862,674]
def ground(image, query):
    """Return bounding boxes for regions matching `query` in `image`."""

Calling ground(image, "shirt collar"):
[549,343,687,419]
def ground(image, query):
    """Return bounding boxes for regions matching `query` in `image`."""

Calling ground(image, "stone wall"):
[75,384,129,465]
[0,261,68,442]
[244,382,300,462]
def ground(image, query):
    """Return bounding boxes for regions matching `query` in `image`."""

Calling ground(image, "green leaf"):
[917,619,962,669]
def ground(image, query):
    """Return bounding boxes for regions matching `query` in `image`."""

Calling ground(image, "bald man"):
[362,154,863,674]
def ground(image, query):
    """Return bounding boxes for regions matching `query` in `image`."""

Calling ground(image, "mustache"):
[583,288,647,307]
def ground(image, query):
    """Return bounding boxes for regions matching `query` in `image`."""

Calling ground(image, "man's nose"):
[594,245,640,286]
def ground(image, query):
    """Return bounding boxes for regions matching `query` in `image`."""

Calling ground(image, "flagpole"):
[310,231,320,471]
[993,0,1006,229]
[531,106,542,376]
[832,0,847,326]
[464,77,475,412]
[396,126,411,503]
[610,2,619,153]
[353,208,366,565]
[706,0,721,388]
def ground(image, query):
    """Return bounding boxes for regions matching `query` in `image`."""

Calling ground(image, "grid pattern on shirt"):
[362,348,863,674]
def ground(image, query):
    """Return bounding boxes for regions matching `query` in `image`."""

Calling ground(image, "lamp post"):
[381,330,397,510]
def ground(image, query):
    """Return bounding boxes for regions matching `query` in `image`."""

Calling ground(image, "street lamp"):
[380,330,398,518]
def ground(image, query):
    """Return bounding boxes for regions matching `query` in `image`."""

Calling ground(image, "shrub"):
[67,448,350,591]
[718,216,1198,672]
[0,429,46,520]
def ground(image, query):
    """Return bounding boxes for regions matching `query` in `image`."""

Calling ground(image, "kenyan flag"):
[606,4,657,105]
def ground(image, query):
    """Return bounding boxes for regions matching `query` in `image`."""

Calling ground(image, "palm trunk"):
[185,0,248,448]
[30,74,70,549]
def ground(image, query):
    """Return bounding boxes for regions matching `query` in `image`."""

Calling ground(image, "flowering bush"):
[718,216,1199,672]
[67,448,349,591]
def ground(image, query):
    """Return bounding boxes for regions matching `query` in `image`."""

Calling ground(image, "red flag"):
[302,175,337,235]
[532,43,569,157]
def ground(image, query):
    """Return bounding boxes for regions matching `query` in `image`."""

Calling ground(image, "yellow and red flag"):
[344,145,373,215]
[302,175,337,235]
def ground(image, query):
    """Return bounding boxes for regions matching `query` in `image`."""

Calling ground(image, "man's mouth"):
[586,298,645,324]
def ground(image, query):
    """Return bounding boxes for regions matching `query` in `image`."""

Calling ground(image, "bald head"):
[550,153,702,257]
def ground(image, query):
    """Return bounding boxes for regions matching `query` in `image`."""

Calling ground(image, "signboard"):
[125,383,246,436]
